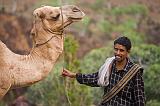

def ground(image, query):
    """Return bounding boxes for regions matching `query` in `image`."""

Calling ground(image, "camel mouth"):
[69,17,83,21]
[68,12,85,21]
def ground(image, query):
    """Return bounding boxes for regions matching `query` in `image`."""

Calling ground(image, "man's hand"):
[62,68,76,78]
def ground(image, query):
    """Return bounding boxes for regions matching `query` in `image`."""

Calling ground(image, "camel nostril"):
[72,7,80,12]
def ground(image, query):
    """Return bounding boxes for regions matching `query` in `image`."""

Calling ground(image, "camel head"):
[33,5,85,32]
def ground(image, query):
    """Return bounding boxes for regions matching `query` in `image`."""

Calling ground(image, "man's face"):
[114,43,129,62]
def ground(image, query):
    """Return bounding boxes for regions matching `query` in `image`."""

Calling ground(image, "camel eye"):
[72,7,80,12]
[51,14,60,21]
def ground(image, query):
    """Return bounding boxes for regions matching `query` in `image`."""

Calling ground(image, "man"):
[62,36,145,106]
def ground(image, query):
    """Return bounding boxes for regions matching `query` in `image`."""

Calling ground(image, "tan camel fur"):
[0,5,85,99]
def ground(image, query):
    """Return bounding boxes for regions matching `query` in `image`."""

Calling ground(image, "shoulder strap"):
[101,64,142,104]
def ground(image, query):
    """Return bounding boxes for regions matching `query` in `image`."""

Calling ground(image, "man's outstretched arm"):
[62,68,99,87]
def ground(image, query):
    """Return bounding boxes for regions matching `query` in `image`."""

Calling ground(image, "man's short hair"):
[114,36,132,51]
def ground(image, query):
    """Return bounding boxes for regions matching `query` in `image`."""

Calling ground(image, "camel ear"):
[33,10,45,19]
[37,11,45,19]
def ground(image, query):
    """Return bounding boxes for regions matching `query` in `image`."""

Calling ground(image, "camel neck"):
[30,34,63,63]
[30,20,64,62]
[9,33,63,88]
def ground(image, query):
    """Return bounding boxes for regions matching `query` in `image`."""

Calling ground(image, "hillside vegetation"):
[0,0,160,105]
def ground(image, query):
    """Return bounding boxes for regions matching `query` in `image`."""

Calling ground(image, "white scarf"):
[97,56,115,87]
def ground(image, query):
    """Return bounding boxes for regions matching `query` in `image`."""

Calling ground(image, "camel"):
[0,5,85,99]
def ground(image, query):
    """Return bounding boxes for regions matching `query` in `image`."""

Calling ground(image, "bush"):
[111,4,148,16]
[147,100,160,106]
[97,19,112,33]
[144,64,160,101]
[131,44,160,65]
[80,45,113,73]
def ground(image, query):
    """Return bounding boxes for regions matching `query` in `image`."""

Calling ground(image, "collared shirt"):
[76,58,145,106]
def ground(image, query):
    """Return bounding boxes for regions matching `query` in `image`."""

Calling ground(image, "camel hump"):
[0,69,12,99]
[0,40,13,63]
